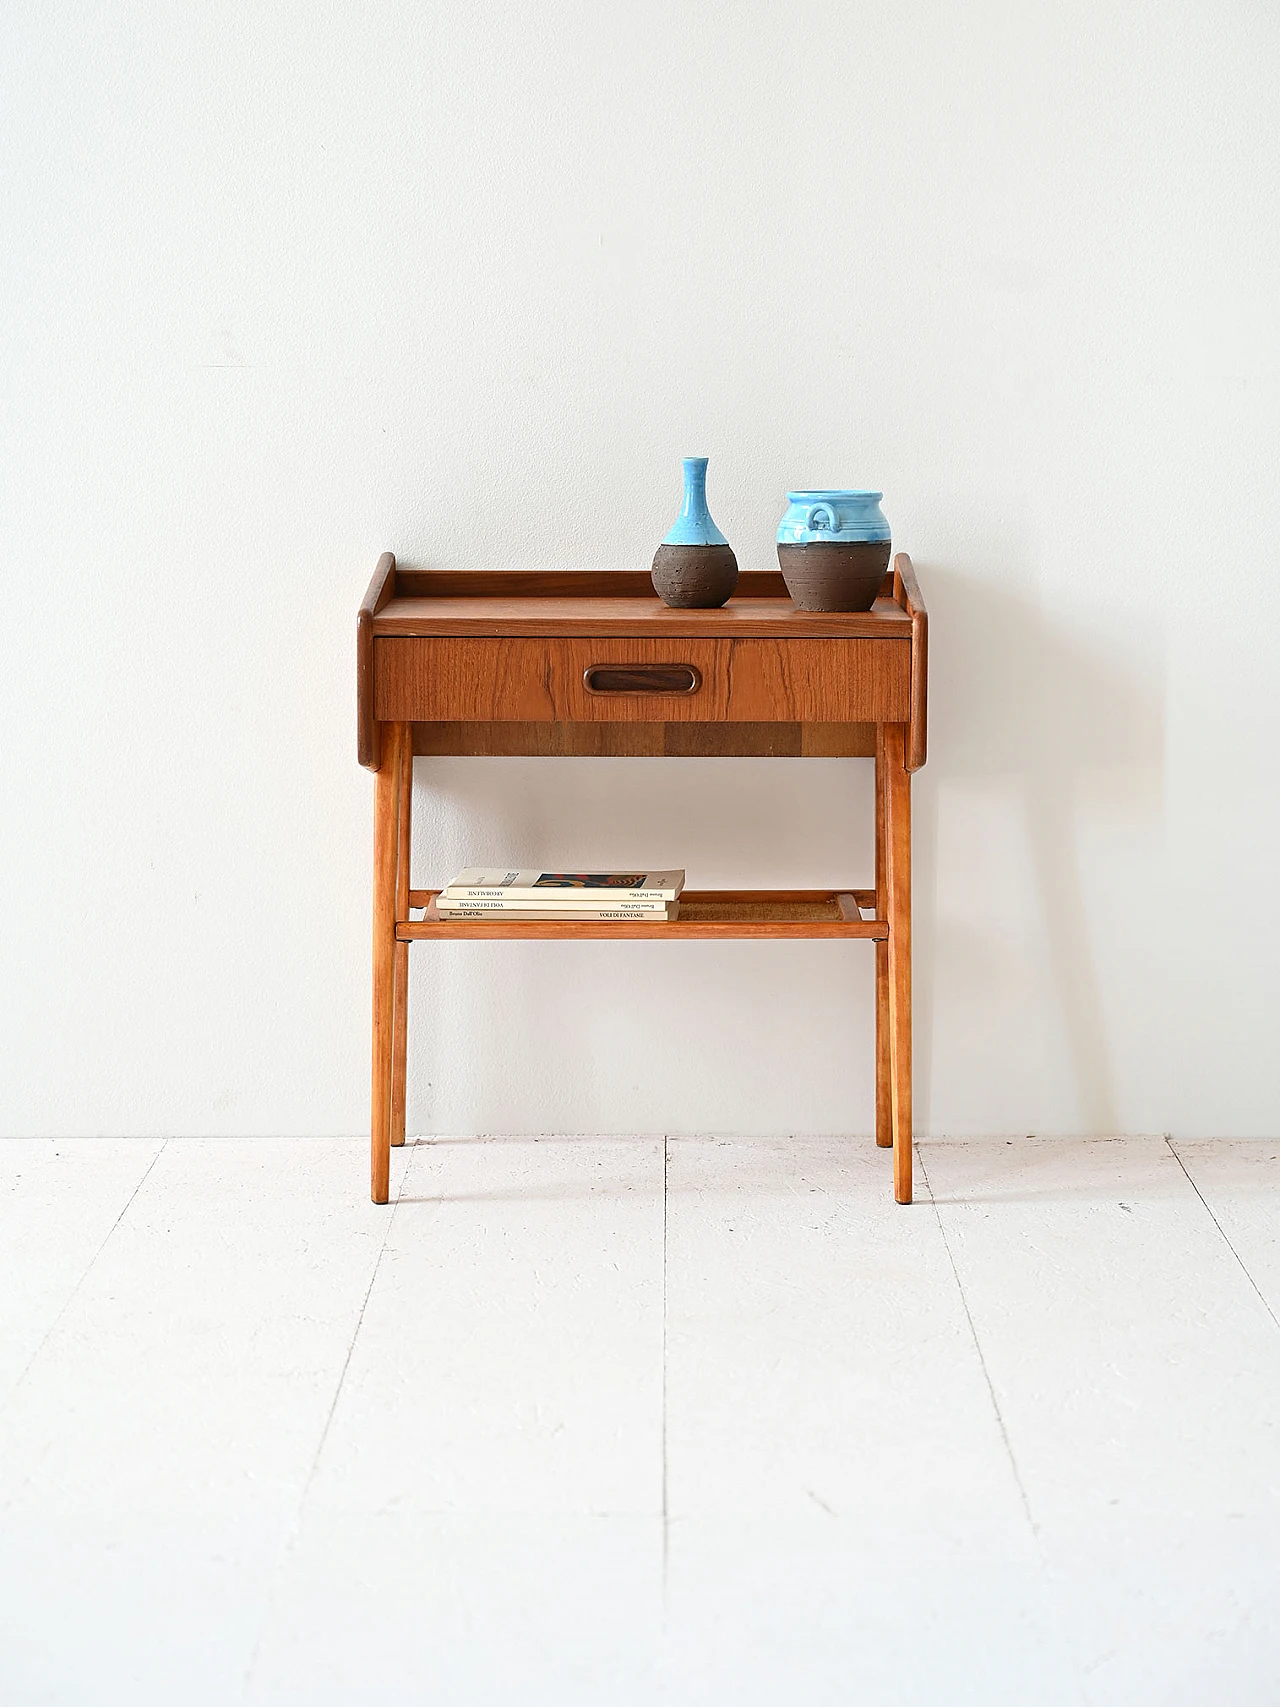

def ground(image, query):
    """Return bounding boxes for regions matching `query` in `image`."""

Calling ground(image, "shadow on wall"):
[394,555,1164,1138]
[913,559,1165,1138]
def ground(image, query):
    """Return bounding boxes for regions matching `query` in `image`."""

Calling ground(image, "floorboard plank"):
[664,1137,1027,1522]
[0,1138,391,1707]
[0,1138,163,1411]
[245,1136,666,1701]
[1170,1139,1280,1325]
[248,1514,664,1706]
[921,1136,1280,1705]
[299,1134,665,1516]
[661,1136,1077,1702]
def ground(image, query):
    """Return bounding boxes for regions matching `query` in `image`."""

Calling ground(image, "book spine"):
[437,901,674,913]
[436,908,677,923]
[443,888,679,904]
[438,898,673,913]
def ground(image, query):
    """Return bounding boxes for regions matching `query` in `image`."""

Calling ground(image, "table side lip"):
[360,550,399,618]
[357,552,397,769]
[892,552,927,770]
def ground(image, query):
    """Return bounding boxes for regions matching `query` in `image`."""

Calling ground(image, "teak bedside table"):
[357,555,927,1206]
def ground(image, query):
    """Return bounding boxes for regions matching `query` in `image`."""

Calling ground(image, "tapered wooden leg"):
[874,726,892,1148]
[371,721,406,1203]
[390,729,413,1148]
[884,723,912,1204]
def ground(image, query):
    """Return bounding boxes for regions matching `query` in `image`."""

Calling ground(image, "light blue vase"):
[662,457,729,546]
[651,456,738,608]
[776,490,891,545]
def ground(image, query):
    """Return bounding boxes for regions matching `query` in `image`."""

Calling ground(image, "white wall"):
[3,1,1277,1141]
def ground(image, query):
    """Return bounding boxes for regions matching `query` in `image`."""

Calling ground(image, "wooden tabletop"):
[372,592,911,638]
[362,566,911,638]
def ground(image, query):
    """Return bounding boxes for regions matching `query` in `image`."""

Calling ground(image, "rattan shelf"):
[399,889,886,941]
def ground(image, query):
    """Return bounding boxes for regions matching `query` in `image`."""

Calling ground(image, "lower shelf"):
[399,890,885,940]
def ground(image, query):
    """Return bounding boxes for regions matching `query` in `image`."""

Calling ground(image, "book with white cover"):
[436,901,680,923]
[442,868,685,903]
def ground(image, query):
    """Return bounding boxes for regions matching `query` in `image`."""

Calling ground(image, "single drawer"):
[373,636,911,724]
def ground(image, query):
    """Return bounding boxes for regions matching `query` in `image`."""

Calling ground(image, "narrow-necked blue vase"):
[652,457,738,607]
[663,457,729,546]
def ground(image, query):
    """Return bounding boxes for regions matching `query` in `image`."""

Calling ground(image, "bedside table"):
[358,556,927,1205]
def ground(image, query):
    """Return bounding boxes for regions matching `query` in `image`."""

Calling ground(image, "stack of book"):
[436,869,685,922]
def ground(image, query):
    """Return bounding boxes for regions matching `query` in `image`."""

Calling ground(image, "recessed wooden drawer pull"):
[583,664,702,695]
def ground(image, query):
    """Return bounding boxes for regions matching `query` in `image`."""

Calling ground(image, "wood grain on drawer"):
[372,636,911,724]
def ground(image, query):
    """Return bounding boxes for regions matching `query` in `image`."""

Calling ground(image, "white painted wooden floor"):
[2,1135,1279,1705]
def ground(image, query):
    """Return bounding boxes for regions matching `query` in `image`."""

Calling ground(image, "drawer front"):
[373,636,911,724]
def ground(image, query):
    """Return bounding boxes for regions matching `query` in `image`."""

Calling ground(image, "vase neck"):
[661,455,729,547]
[680,457,710,523]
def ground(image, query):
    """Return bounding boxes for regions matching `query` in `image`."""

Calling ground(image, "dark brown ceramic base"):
[777,541,892,612]
[651,543,738,609]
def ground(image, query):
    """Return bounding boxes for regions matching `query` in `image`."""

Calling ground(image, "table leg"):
[371,721,406,1203]
[874,727,892,1149]
[884,723,912,1204]
[391,728,413,1148]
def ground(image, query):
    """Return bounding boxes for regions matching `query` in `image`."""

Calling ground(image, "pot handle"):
[806,503,841,534]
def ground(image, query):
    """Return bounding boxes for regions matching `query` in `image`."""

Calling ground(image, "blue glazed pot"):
[652,457,738,608]
[776,488,892,612]
[776,490,890,545]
